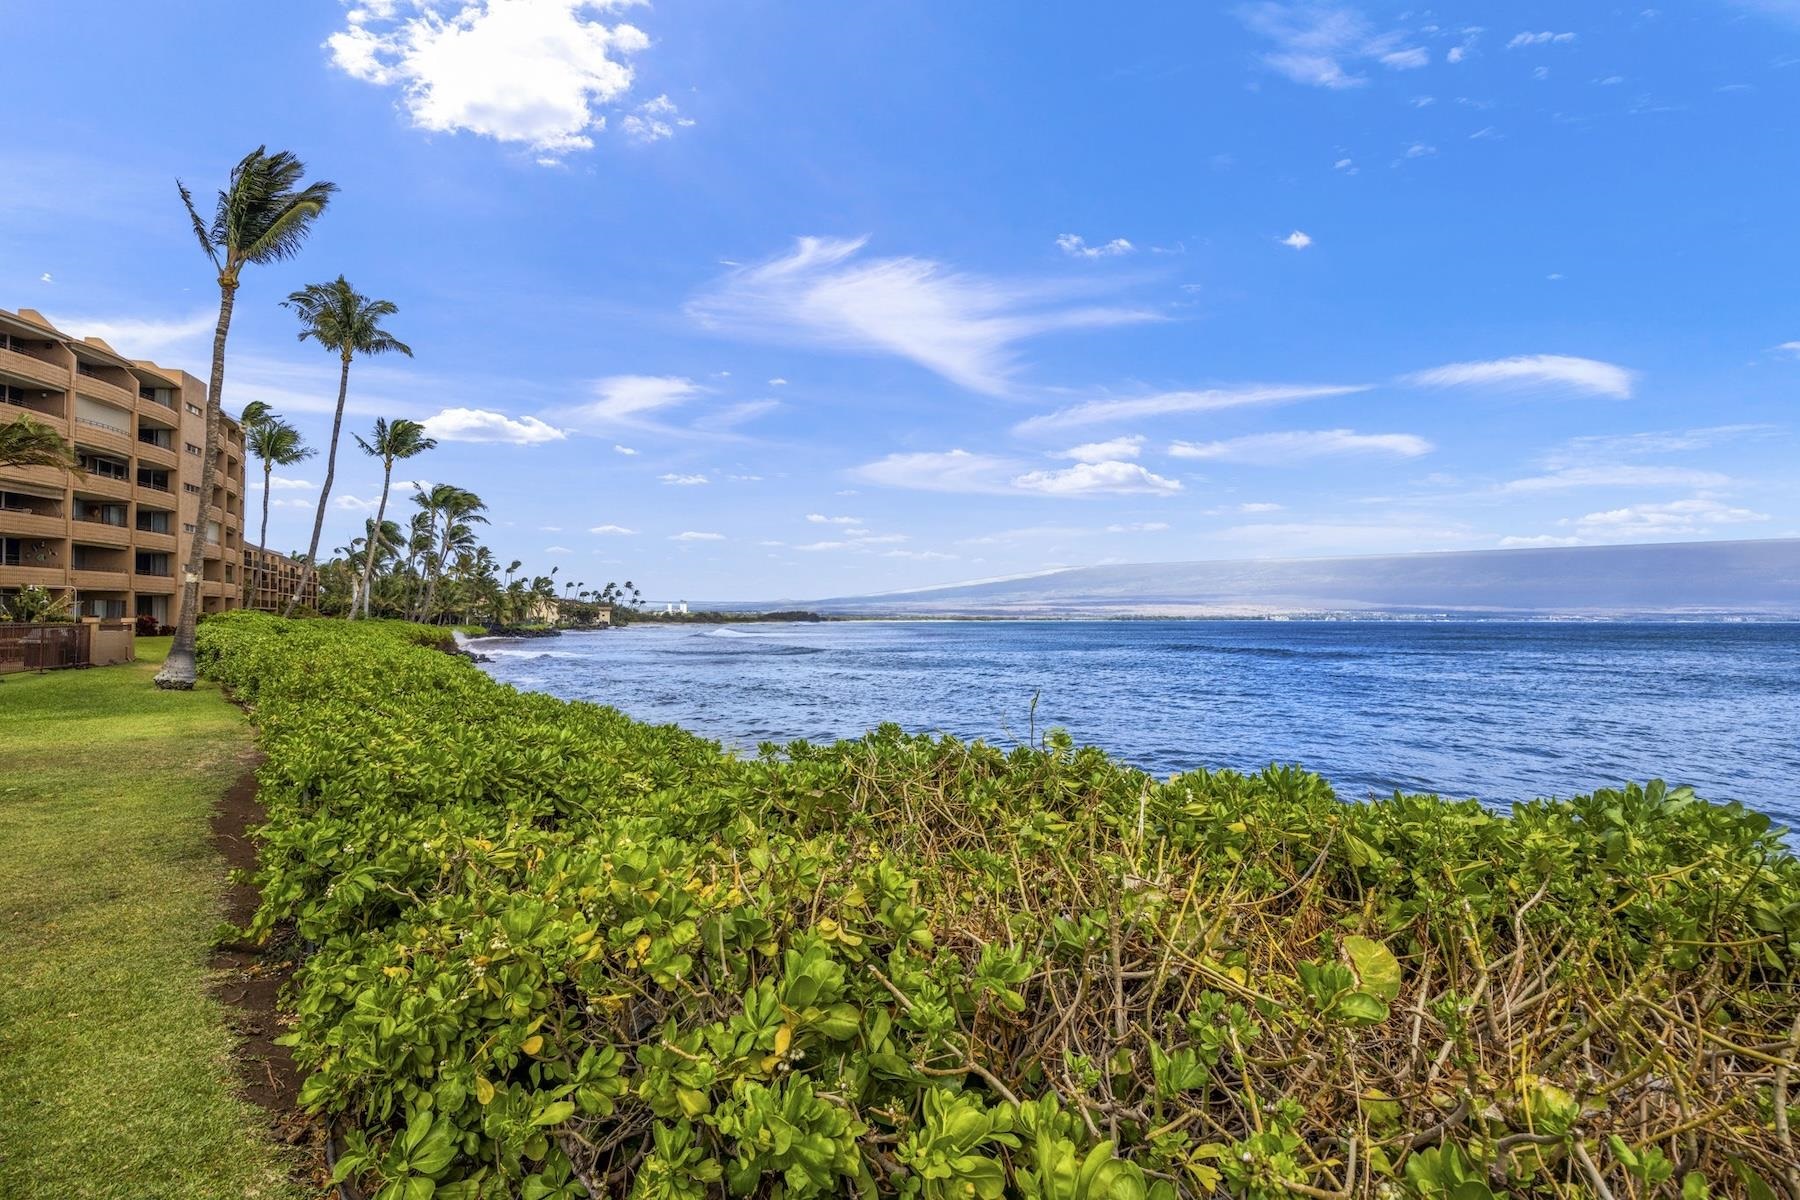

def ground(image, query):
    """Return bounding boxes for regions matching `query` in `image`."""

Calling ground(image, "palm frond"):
[176,179,223,270]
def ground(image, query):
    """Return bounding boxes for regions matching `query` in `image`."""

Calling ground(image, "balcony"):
[0,563,67,588]
[1,402,67,434]
[73,473,131,501]
[0,346,67,390]
[134,572,177,595]
[71,568,130,590]
[134,439,177,469]
[0,508,66,539]
[134,529,176,552]
[71,518,132,548]
[73,372,134,408]
[2,464,75,493]
[74,417,134,456]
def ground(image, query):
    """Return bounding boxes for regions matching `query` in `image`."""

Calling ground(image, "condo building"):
[1,307,247,625]
[243,543,318,613]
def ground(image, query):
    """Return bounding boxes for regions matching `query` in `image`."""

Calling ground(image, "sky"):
[3,1,1798,602]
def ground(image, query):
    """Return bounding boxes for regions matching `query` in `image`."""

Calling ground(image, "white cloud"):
[1239,4,1429,89]
[1055,234,1135,259]
[768,377,788,386]
[883,549,958,561]
[325,0,652,160]
[1507,31,1576,48]
[852,449,1020,494]
[659,472,708,486]
[1281,230,1314,249]
[1404,142,1437,158]
[1169,429,1432,463]
[46,310,214,357]
[544,545,572,554]
[1563,496,1769,538]
[1446,45,1467,63]
[670,530,725,541]
[1499,535,1583,548]
[613,444,638,455]
[1333,157,1355,170]
[539,525,563,532]
[619,93,694,143]
[687,235,1154,395]
[589,523,635,535]
[1106,521,1171,533]
[569,375,702,424]
[1016,382,1368,433]
[1237,502,1285,513]
[266,476,316,491]
[1405,354,1635,399]
[1499,465,1731,493]
[38,272,52,284]
[1060,435,1144,462]
[1774,341,1800,357]
[807,513,863,525]
[333,494,380,512]
[421,406,566,444]
[1012,460,1182,496]
[1540,424,1769,468]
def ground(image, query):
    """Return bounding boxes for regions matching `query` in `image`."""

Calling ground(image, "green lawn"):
[0,639,300,1199]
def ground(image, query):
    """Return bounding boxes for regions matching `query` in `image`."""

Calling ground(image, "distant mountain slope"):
[811,538,1800,617]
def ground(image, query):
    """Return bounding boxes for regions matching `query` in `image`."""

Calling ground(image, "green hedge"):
[197,614,1800,1200]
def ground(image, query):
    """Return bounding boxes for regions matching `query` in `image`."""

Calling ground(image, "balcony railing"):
[75,414,130,436]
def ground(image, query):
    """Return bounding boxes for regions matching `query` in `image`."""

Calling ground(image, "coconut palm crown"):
[351,417,436,619]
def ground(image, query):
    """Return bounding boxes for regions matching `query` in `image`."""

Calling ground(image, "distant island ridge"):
[754,537,1800,619]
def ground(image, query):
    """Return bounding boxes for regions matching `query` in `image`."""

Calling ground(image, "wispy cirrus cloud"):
[1238,4,1430,89]
[686,236,1155,396]
[45,310,214,357]
[852,448,1180,497]
[1016,383,1368,433]
[1055,234,1135,259]
[1498,465,1731,493]
[1563,495,1769,538]
[324,0,659,162]
[1169,429,1432,463]
[1405,354,1636,399]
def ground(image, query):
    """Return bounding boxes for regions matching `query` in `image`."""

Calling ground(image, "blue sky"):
[4,1,1798,601]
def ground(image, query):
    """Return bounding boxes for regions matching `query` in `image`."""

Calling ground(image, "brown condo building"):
[1,307,247,625]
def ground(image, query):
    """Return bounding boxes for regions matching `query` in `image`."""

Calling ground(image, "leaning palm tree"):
[279,277,413,617]
[0,415,83,474]
[351,417,435,619]
[245,416,314,606]
[156,147,336,690]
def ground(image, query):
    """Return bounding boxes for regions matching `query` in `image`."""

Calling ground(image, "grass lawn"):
[0,637,300,1199]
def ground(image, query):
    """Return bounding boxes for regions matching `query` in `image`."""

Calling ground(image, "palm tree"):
[279,277,413,617]
[245,416,314,606]
[0,415,82,474]
[157,147,336,690]
[351,417,435,618]
[413,484,486,622]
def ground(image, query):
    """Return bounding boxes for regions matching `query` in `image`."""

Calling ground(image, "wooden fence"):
[0,622,92,674]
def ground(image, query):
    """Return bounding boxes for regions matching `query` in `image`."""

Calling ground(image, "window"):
[185,443,202,456]
[77,453,129,480]
[186,403,203,416]
[135,552,171,577]
[74,500,127,527]
[136,468,170,492]
[136,510,171,534]
[138,426,173,449]
[183,483,201,495]
[183,523,197,535]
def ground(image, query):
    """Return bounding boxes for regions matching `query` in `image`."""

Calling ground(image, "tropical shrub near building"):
[197,615,1800,1200]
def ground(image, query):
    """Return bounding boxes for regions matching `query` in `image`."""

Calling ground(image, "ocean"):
[471,619,1800,826]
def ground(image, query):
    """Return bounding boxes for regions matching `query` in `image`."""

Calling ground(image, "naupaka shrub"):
[196,614,1800,1199]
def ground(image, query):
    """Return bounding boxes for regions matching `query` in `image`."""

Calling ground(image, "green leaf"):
[530,1100,577,1127]
[1341,935,1401,1001]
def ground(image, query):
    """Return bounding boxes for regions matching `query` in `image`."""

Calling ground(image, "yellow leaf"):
[521,1035,544,1056]
[474,1076,496,1105]
[773,1025,793,1056]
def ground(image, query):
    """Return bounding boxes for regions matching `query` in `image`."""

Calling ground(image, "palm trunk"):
[252,459,273,608]
[357,462,393,619]
[156,279,234,689]
[284,350,350,617]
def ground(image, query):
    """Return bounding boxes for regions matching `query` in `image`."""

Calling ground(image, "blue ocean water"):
[472,620,1800,826]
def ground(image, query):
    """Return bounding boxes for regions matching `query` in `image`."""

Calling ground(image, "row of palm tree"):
[141,145,633,687]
